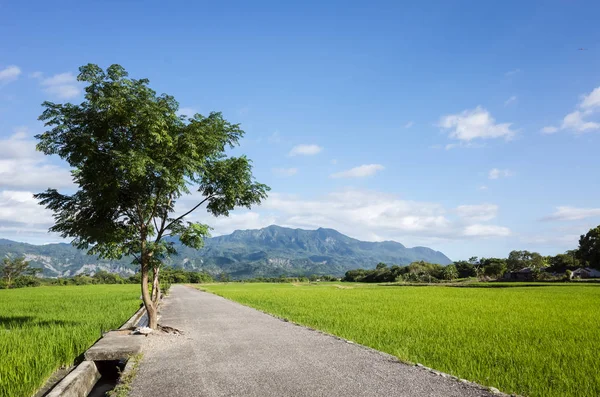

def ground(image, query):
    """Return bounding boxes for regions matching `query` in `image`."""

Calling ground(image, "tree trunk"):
[141,264,158,329]
[151,266,161,306]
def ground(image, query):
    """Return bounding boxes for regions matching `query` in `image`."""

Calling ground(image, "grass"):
[200,282,600,397]
[0,285,140,397]
[108,353,143,397]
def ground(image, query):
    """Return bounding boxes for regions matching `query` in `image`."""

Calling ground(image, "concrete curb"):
[44,306,147,397]
[45,362,100,397]
[119,305,146,330]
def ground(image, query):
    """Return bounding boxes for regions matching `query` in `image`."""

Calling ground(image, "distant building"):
[503,267,535,281]
[571,268,600,279]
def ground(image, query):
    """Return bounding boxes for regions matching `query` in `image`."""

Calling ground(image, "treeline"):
[344,262,458,283]
[343,252,580,283]
[238,275,339,283]
[345,224,600,283]
[0,260,214,289]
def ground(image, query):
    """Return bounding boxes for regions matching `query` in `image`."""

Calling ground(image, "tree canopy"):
[577,226,600,269]
[35,64,269,328]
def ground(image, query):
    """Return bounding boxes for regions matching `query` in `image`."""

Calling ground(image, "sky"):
[1,0,600,260]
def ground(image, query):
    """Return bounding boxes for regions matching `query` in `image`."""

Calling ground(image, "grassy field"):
[0,285,140,397]
[201,282,600,397]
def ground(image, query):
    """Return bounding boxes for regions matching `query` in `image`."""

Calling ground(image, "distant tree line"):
[0,258,214,289]
[237,275,339,283]
[345,225,600,283]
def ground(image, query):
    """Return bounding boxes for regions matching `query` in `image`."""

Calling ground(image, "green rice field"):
[0,285,140,397]
[201,282,600,397]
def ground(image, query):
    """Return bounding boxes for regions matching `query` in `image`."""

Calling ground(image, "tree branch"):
[163,194,215,233]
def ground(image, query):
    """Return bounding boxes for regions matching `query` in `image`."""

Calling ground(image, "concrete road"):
[129,285,494,397]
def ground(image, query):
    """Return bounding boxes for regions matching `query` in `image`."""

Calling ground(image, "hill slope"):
[0,225,451,278]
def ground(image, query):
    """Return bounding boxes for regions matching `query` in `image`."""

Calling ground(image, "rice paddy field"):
[0,285,140,397]
[201,282,600,397]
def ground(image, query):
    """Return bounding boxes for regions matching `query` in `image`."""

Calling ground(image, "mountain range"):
[0,225,452,278]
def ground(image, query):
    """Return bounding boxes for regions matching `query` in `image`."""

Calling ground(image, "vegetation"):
[35,64,268,328]
[577,225,600,268]
[200,282,600,397]
[0,225,452,279]
[0,265,213,289]
[0,256,40,288]
[0,285,140,397]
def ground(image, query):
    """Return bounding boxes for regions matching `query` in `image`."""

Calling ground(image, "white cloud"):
[504,96,517,107]
[463,224,511,237]
[272,167,298,177]
[0,130,74,190]
[488,168,512,180]
[0,190,54,226]
[541,126,559,134]
[205,212,276,235]
[455,204,498,222]
[0,65,21,83]
[505,69,521,77]
[330,164,384,179]
[549,86,600,134]
[41,72,81,99]
[29,71,43,79]
[404,121,414,128]
[580,87,600,110]
[177,107,197,117]
[439,106,516,142]
[289,144,323,156]
[478,185,488,191]
[177,188,510,246]
[444,142,485,150]
[543,206,600,221]
[561,110,600,132]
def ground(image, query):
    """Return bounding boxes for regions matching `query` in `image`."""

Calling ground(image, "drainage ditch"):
[87,360,126,397]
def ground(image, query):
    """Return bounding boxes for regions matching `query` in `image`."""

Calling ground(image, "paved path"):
[130,285,494,397]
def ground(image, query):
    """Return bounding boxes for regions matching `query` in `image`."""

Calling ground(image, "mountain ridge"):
[0,225,452,278]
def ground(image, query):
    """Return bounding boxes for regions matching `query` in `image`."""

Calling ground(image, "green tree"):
[1,256,31,288]
[577,225,600,269]
[442,264,458,280]
[35,64,269,328]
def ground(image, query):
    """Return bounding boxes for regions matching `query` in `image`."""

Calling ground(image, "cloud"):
[330,164,384,179]
[463,224,511,237]
[455,204,498,222]
[580,87,600,110]
[561,110,600,132]
[505,69,521,77]
[478,185,488,191]
[439,106,516,142]
[541,126,559,134]
[0,190,54,226]
[177,107,197,117]
[504,96,517,107]
[272,167,298,177]
[41,72,81,99]
[0,65,21,83]
[0,129,74,190]
[549,85,600,134]
[488,168,512,180]
[542,206,600,221]
[288,144,323,156]
[29,71,43,79]
[444,142,485,150]
[404,121,414,128]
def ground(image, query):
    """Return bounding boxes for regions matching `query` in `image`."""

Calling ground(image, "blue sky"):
[1,0,600,260]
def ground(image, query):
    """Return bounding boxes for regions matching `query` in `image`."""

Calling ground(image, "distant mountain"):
[0,225,452,278]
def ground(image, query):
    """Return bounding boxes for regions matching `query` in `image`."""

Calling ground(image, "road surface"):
[129,285,494,397]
